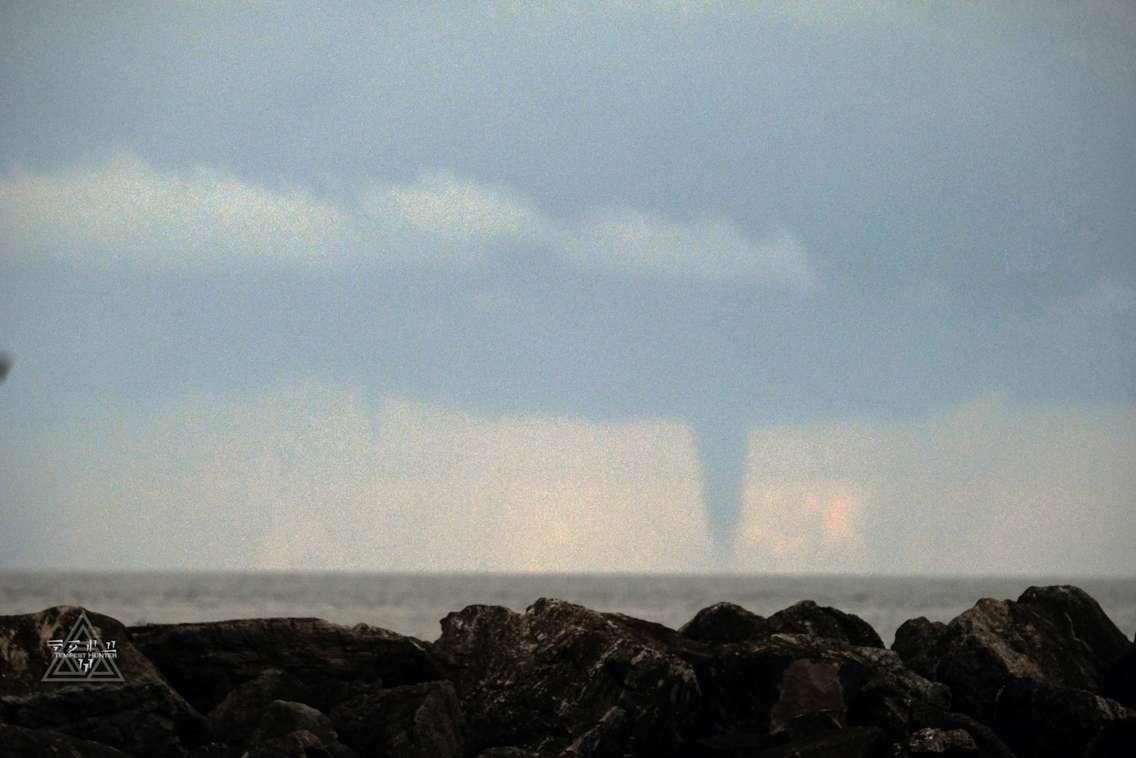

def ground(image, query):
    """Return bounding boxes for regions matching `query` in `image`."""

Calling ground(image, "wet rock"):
[0,723,130,757]
[0,605,208,756]
[329,680,463,758]
[992,678,1130,758]
[130,617,443,715]
[892,618,949,680]
[768,601,885,648]
[680,603,770,644]
[433,598,703,756]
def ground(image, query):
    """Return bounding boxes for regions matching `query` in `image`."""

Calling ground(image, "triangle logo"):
[42,610,125,683]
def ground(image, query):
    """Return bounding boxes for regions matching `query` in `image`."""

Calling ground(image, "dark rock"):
[897,586,1131,724]
[432,598,703,756]
[893,618,949,679]
[477,749,539,758]
[244,728,331,758]
[208,667,314,744]
[0,605,209,756]
[757,725,885,757]
[937,712,1017,758]
[699,633,950,748]
[0,723,130,757]
[329,680,463,758]
[130,617,443,715]
[907,727,978,755]
[680,602,770,644]
[1085,719,1136,758]
[1102,636,1136,709]
[767,601,884,648]
[992,678,1129,758]
[252,699,338,745]
[243,700,357,758]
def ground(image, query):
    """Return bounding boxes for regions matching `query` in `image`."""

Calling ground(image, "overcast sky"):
[1,1,1133,574]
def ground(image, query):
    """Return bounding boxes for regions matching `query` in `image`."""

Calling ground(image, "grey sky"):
[1,2,1133,574]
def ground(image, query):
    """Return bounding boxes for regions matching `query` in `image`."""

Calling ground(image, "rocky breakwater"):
[0,585,1131,757]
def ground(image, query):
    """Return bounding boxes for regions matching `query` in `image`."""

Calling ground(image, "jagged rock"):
[992,679,1130,758]
[0,723,130,757]
[891,586,1132,725]
[329,680,463,758]
[477,749,539,758]
[699,634,950,749]
[130,617,443,715]
[0,605,208,756]
[767,601,884,648]
[892,618,949,679]
[680,603,770,644]
[432,599,703,756]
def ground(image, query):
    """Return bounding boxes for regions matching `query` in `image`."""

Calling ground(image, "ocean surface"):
[1,572,1133,646]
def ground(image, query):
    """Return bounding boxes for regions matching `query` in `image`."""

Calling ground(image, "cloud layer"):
[0,155,812,286]
[6,384,1131,575]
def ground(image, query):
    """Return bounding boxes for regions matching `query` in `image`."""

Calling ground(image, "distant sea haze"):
[2,572,1134,646]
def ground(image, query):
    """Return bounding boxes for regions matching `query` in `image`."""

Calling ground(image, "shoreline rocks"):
[0,587,1129,757]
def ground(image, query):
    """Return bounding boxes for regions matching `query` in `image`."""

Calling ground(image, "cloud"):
[733,396,1136,575]
[23,383,712,572]
[0,154,812,287]
[571,208,814,288]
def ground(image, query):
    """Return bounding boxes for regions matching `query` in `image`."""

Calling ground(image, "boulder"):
[907,727,978,755]
[992,678,1130,758]
[208,667,315,744]
[890,586,1132,724]
[329,680,463,758]
[680,603,770,644]
[0,605,208,756]
[130,617,443,715]
[1101,633,1136,709]
[432,598,703,756]
[767,601,884,648]
[698,633,950,749]
[892,618,949,680]
[251,699,339,744]
[0,723,130,757]
[243,699,356,758]
[757,725,885,757]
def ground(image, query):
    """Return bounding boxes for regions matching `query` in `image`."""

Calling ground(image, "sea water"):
[2,572,1133,646]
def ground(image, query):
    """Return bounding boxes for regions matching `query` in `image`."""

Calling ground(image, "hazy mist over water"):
[3,572,1134,647]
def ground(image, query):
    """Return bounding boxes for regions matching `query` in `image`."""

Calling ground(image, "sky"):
[0,1,1133,575]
